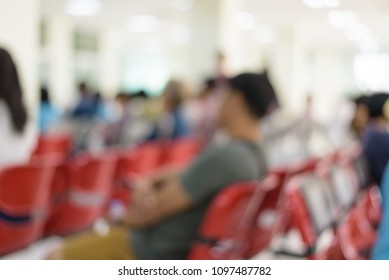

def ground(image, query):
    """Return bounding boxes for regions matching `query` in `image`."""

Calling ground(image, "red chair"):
[322,198,378,260]
[112,143,164,206]
[281,172,377,260]
[359,186,381,228]
[277,174,338,259]
[0,161,57,256]
[161,138,203,168]
[188,176,277,260]
[33,134,72,160]
[331,209,377,260]
[244,170,287,258]
[118,142,163,180]
[45,152,118,236]
[288,157,319,176]
[337,145,370,190]
[323,163,377,252]
[244,158,320,258]
[258,157,319,216]
[335,150,381,229]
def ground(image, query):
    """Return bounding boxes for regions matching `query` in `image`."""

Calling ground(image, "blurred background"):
[1,0,389,260]
[2,0,389,119]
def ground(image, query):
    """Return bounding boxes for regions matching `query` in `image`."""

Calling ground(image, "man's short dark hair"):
[367,93,389,118]
[228,73,276,119]
[353,95,369,107]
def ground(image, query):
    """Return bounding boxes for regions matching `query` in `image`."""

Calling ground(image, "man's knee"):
[46,246,65,260]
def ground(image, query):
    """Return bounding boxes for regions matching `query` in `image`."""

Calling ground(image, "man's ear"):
[233,91,247,110]
[384,100,389,120]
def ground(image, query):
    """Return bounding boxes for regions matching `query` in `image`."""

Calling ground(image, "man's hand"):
[132,178,158,219]
[124,176,193,228]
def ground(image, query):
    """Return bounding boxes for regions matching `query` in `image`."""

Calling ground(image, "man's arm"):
[123,144,255,229]
[123,176,192,228]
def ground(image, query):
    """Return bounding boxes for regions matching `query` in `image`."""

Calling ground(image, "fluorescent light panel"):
[65,0,101,17]
[303,0,340,9]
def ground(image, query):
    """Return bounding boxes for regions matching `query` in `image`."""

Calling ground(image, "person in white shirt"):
[0,48,36,169]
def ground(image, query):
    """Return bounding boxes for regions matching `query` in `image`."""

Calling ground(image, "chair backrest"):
[33,134,72,159]
[338,145,369,190]
[118,143,163,180]
[258,168,288,211]
[0,161,58,256]
[351,155,369,190]
[188,176,276,260]
[0,161,56,217]
[328,164,358,211]
[161,138,203,167]
[69,152,118,207]
[44,152,118,236]
[288,157,319,177]
[287,174,336,249]
[263,157,318,212]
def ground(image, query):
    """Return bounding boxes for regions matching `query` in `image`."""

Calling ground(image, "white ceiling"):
[238,0,389,48]
[40,0,186,26]
[40,0,389,48]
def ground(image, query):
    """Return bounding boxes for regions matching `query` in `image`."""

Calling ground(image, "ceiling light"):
[325,0,340,8]
[175,0,194,11]
[236,12,257,30]
[303,0,341,9]
[65,0,101,17]
[127,15,159,33]
[303,0,323,9]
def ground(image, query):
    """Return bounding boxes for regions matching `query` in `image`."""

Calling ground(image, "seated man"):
[48,73,270,260]
[362,93,389,185]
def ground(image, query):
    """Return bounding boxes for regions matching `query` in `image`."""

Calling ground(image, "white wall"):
[188,0,221,83]
[47,16,74,109]
[0,0,39,115]
[38,1,360,120]
[99,27,124,97]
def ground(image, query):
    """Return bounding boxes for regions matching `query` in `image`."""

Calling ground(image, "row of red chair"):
[188,156,321,259]
[32,134,203,170]
[0,157,58,256]
[188,145,380,260]
[1,134,379,259]
[0,135,203,256]
[112,138,204,206]
[32,134,73,160]
[274,148,380,260]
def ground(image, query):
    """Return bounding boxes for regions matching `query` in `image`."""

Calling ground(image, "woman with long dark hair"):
[0,48,36,167]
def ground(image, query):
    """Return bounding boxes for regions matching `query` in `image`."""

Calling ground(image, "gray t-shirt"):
[131,140,267,260]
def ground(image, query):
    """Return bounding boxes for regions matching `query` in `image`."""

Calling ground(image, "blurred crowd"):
[1,44,389,260]
[1,44,389,186]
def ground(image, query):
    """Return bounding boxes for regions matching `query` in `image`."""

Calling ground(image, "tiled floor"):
[2,230,314,260]
[1,237,63,260]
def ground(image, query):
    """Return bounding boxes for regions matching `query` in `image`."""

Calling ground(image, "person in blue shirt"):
[362,93,389,185]
[71,82,96,119]
[372,163,389,259]
[39,87,60,133]
[147,80,190,141]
